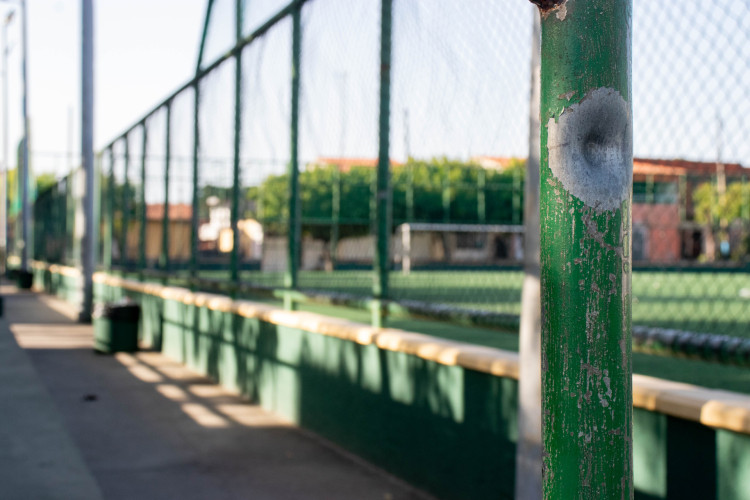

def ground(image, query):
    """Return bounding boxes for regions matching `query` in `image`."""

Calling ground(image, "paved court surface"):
[1,285,433,500]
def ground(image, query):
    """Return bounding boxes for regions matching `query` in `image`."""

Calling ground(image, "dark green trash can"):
[93,301,140,353]
[17,270,33,290]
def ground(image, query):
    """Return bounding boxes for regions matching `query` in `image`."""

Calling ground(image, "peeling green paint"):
[537,0,633,498]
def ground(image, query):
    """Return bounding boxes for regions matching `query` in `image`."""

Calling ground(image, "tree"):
[693,181,750,260]
[245,157,527,241]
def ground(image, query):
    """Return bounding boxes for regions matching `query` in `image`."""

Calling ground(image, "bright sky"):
[1,0,206,176]
[1,0,748,181]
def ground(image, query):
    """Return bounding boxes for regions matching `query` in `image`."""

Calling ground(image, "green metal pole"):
[104,147,113,270]
[67,174,76,263]
[195,0,216,71]
[406,163,414,222]
[331,165,340,270]
[513,166,522,225]
[531,1,633,498]
[230,0,243,290]
[122,137,130,271]
[373,0,392,328]
[139,122,148,277]
[190,82,200,286]
[285,2,301,310]
[442,170,450,223]
[678,174,686,222]
[477,167,486,224]
[743,175,750,225]
[161,102,171,276]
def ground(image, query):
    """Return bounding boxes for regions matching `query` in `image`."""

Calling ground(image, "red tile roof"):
[314,157,402,172]
[633,158,746,178]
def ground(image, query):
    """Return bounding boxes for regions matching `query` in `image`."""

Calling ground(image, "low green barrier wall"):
[32,262,750,500]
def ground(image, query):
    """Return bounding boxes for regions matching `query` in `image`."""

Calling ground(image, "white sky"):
[2,0,748,181]
[1,0,206,176]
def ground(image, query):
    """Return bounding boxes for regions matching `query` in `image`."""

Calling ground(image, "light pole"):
[0,0,29,282]
[18,0,29,281]
[1,9,14,274]
[79,0,94,321]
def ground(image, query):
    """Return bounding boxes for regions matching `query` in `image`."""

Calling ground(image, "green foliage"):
[693,181,750,225]
[35,173,58,194]
[693,181,750,260]
[244,157,526,241]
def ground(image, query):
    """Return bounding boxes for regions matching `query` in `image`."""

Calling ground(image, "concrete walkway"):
[2,285,432,500]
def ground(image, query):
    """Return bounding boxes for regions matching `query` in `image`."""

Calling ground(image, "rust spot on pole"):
[528,0,566,11]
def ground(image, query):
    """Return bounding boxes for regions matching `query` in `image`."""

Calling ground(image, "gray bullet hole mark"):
[547,87,632,211]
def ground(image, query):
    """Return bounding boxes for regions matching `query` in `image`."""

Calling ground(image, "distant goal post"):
[395,222,525,274]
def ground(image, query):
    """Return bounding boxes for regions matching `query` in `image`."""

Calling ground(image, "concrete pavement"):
[2,285,433,500]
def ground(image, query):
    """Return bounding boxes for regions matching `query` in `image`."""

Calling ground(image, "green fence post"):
[285,1,302,310]
[139,122,148,277]
[442,169,450,223]
[121,137,130,271]
[191,82,200,286]
[513,165,522,225]
[230,0,243,291]
[331,165,340,270]
[104,146,113,270]
[678,174,687,222]
[530,0,633,498]
[373,0,392,328]
[477,167,486,224]
[67,173,76,263]
[406,162,414,222]
[161,102,171,276]
[742,175,749,227]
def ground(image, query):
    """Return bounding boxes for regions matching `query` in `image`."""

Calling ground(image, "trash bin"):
[93,300,140,353]
[17,270,33,290]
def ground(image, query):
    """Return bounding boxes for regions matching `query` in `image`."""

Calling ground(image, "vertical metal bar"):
[121,137,130,271]
[230,0,243,289]
[513,165,522,224]
[138,122,148,276]
[515,9,542,500]
[406,162,414,221]
[285,2,302,310]
[190,82,200,285]
[0,13,8,273]
[19,0,30,275]
[331,165,340,270]
[531,0,633,498]
[678,174,686,222]
[103,147,113,269]
[373,0,393,328]
[646,173,654,204]
[80,0,95,322]
[195,0,217,71]
[742,175,749,224]
[161,103,171,276]
[477,167,486,224]
[442,170,450,223]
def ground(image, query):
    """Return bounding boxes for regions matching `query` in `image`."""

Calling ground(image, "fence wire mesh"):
[27,0,750,345]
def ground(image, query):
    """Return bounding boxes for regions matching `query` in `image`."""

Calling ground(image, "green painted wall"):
[154,291,518,500]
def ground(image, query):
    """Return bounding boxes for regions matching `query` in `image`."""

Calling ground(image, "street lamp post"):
[18,0,29,279]
[0,0,29,280]
[79,0,94,321]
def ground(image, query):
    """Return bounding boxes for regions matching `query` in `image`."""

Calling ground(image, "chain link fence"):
[27,0,750,342]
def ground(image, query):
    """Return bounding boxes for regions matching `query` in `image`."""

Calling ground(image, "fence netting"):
[27,0,750,342]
